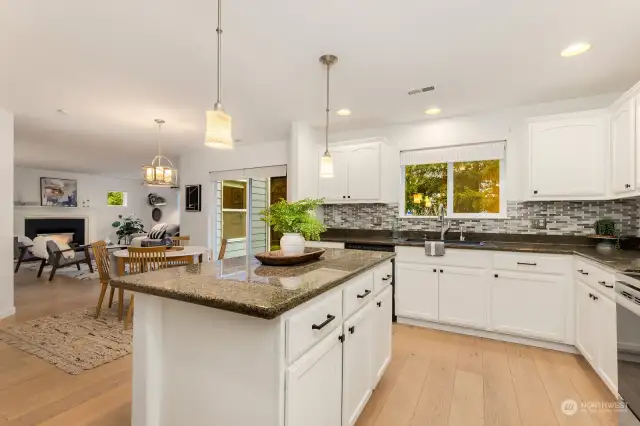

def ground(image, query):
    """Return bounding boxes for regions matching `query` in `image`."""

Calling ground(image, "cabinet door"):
[285,329,343,426]
[347,145,381,201]
[343,303,374,426]
[438,266,487,329]
[611,98,636,193]
[318,149,348,202]
[575,280,598,365]
[372,286,393,387]
[596,294,618,392]
[490,271,566,341]
[529,113,606,198]
[396,263,439,321]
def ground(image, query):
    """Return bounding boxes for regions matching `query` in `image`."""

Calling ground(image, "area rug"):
[21,260,100,280]
[0,306,132,374]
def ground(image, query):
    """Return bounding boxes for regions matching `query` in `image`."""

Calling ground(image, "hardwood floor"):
[1,271,619,426]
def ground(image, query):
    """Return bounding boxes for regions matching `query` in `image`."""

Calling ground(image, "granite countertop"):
[319,230,640,272]
[110,248,395,320]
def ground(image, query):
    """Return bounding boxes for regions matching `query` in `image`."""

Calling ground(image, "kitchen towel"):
[424,241,445,256]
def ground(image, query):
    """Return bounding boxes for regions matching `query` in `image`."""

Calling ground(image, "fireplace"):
[24,218,87,246]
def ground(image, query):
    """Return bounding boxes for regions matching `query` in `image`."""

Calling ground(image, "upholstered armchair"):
[38,240,94,281]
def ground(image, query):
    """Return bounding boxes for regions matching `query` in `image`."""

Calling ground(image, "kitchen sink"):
[399,238,485,246]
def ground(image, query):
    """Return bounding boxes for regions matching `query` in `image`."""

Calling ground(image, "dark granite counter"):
[319,229,640,272]
[110,248,394,320]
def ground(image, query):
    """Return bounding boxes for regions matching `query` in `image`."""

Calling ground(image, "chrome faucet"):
[438,204,450,240]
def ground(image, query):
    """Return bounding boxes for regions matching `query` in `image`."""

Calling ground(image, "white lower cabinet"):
[372,286,393,386]
[575,279,618,393]
[396,263,439,321]
[439,266,488,329]
[285,329,344,426]
[342,302,374,426]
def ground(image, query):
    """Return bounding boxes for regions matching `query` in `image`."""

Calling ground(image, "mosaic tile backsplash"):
[323,200,640,236]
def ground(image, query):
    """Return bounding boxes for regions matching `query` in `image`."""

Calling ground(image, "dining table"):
[112,245,209,276]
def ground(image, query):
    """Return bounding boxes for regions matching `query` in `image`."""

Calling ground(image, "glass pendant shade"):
[320,152,334,178]
[142,157,178,187]
[205,109,233,149]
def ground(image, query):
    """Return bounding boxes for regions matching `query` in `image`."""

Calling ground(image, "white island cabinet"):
[111,250,394,426]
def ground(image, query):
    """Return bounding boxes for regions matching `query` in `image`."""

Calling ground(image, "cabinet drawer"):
[493,252,569,275]
[343,271,375,319]
[286,290,343,364]
[574,258,616,299]
[373,261,393,294]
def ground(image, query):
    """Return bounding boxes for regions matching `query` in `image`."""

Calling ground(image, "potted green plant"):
[592,218,619,254]
[260,198,325,255]
[112,214,145,245]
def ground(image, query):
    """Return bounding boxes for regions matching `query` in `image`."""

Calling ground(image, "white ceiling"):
[2,0,640,175]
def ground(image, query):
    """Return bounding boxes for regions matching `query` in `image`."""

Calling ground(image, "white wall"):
[179,141,288,249]
[324,92,622,201]
[14,167,159,244]
[147,186,180,227]
[288,122,320,200]
[0,109,14,319]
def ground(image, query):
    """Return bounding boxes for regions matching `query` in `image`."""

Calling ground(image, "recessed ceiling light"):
[56,109,69,114]
[561,42,591,57]
[336,109,351,116]
[424,108,441,115]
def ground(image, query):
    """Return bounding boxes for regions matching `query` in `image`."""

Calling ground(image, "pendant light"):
[205,0,233,149]
[142,119,178,187]
[319,54,338,178]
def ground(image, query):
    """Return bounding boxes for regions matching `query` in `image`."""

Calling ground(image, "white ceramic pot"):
[280,233,305,256]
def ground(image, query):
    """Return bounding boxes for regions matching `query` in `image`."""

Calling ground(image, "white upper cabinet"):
[318,138,398,204]
[528,111,608,200]
[611,97,636,194]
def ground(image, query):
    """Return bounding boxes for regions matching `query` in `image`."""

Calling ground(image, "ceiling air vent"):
[408,86,435,96]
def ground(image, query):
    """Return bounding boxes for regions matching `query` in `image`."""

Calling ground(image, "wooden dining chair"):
[171,236,190,247]
[124,246,168,328]
[91,240,115,319]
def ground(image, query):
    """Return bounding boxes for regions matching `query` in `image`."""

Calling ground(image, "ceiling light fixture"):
[143,119,178,187]
[424,107,442,115]
[336,108,351,116]
[319,54,338,179]
[561,42,591,57]
[204,0,233,149]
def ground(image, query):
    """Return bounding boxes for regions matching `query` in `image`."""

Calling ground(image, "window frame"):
[106,191,128,207]
[399,160,506,219]
[221,180,248,241]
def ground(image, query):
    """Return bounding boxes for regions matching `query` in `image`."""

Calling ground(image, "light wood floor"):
[1,272,619,426]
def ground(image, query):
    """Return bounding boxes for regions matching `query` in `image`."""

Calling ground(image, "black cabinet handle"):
[357,289,372,299]
[377,301,382,307]
[589,293,594,299]
[342,196,346,199]
[494,274,499,278]
[517,262,537,266]
[311,314,336,330]
[348,326,355,334]
[577,269,588,275]
[433,268,437,273]
[382,277,390,281]
[338,334,345,342]
[533,190,538,194]
[598,280,614,289]
[386,274,392,278]
[347,195,351,198]
[440,269,444,273]
[593,295,599,301]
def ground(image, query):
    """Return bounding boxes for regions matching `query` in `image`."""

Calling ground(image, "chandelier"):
[142,119,178,187]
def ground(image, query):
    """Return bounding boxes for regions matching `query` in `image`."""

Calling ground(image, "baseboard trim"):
[0,306,16,320]
[397,317,578,354]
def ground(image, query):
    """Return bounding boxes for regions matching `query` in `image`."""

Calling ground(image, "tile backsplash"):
[323,200,640,236]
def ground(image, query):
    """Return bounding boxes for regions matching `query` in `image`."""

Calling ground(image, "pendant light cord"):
[216,0,223,107]
[325,61,330,153]
[155,119,164,166]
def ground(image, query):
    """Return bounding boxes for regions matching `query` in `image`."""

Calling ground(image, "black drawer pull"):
[311,314,336,330]
[517,262,537,266]
[433,268,437,273]
[598,281,614,289]
[357,289,372,299]
[577,269,588,275]
[440,269,444,273]
[377,301,382,307]
[382,277,390,281]
[348,325,355,334]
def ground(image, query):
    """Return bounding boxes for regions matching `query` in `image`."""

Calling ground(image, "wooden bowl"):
[254,248,325,266]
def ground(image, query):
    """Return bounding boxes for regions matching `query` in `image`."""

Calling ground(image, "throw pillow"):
[148,224,168,240]
[17,236,35,253]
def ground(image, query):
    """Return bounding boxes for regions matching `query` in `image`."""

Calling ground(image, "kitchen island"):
[111,248,395,426]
